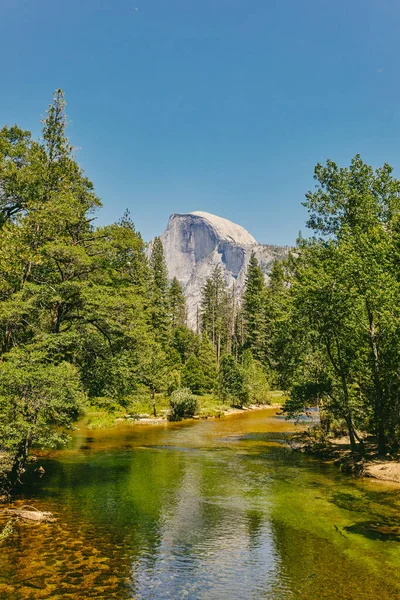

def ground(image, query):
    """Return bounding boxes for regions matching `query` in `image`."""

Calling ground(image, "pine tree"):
[198,334,218,392]
[150,237,170,345]
[113,209,151,292]
[168,276,187,328]
[171,325,200,363]
[242,252,267,361]
[224,285,237,355]
[264,259,289,375]
[0,91,156,489]
[182,354,206,394]
[200,278,214,341]
[218,354,247,407]
[200,265,230,362]
[241,349,269,404]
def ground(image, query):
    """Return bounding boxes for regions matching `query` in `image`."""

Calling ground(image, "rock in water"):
[152,211,289,329]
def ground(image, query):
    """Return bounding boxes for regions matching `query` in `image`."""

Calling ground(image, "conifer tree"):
[200,265,229,362]
[171,325,200,364]
[242,252,267,361]
[168,276,187,328]
[218,354,247,406]
[182,354,206,394]
[198,334,218,392]
[114,209,151,292]
[150,237,170,345]
[0,91,155,489]
[200,278,215,341]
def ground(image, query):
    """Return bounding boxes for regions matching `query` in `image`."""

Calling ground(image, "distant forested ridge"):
[1,91,399,495]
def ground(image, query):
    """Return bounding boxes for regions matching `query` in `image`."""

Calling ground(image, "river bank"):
[87,401,283,428]
[1,394,286,498]
[84,390,287,429]
[82,399,400,485]
[290,429,400,485]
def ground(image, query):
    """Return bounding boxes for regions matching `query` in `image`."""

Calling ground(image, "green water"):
[1,408,400,599]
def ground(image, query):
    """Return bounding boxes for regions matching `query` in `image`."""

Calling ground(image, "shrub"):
[168,388,199,421]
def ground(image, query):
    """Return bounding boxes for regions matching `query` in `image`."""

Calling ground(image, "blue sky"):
[1,0,399,244]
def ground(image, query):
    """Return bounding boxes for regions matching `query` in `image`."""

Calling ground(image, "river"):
[0,408,399,599]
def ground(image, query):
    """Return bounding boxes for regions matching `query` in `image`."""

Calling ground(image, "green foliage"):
[167,369,182,395]
[198,334,218,392]
[138,342,169,416]
[150,237,170,345]
[0,90,158,490]
[200,265,233,359]
[242,252,267,361]
[171,325,200,363]
[0,349,85,486]
[273,155,400,454]
[168,388,199,421]
[168,276,187,328]
[218,354,247,407]
[182,354,206,394]
[241,350,270,404]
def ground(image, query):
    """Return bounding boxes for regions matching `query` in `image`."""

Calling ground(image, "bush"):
[168,388,199,421]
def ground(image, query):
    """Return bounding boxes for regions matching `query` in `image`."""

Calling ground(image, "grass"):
[267,389,288,404]
[84,390,287,429]
[196,395,228,418]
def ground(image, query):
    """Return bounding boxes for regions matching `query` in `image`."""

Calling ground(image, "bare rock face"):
[154,211,289,329]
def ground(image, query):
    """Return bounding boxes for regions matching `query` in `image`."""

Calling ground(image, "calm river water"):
[1,408,400,599]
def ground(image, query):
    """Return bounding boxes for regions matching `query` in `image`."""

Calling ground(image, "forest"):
[1,90,400,496]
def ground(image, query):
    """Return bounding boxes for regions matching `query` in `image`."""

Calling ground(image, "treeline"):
[170,156,400,457]
[1,92,398,495]
[271,156,400,456]
[204,156,400,458]
[0,91,270,492]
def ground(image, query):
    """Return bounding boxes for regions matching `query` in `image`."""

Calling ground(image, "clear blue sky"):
[1,0,399,245]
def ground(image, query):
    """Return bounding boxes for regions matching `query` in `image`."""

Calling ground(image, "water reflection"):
[0,409,399,599]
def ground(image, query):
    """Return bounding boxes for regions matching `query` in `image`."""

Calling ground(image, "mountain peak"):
[157,212,288,328]
[188,211,258,245]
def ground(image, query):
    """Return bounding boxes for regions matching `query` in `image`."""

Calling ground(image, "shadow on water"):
[344,521,400,542]
[1,408,400,599]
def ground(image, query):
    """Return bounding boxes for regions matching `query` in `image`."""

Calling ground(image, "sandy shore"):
[363,460,400,483]
[117,403,279,426]
[294,433,400,485]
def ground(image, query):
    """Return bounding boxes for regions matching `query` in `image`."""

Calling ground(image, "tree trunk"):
[51,303,62,334]
[8,436,31,490]
[344,416,358,453]
[327,336,360,454]
[151,388,157,417]
[366,307,386,455]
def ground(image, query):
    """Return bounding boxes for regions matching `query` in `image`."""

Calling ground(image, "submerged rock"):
[5,506,56,522]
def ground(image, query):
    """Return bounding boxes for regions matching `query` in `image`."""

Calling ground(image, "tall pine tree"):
[168,276,187,328]
[200,265,230,363]
[242,252,267,361]
[150,237,170,345]
[198,334,218,392]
